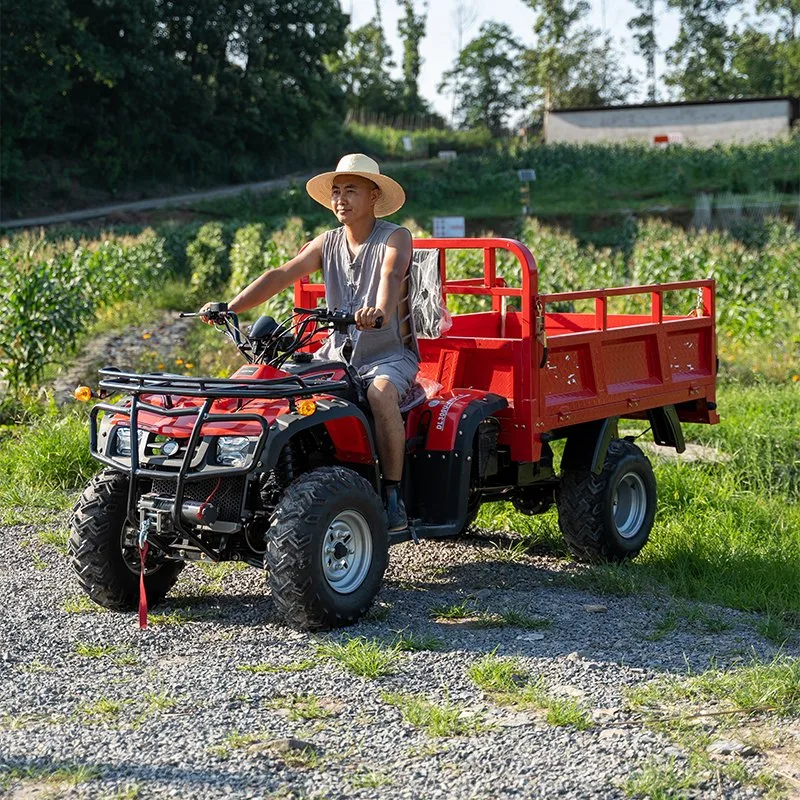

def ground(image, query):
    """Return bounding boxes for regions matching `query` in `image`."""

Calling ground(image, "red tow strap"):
[138,542,149,630]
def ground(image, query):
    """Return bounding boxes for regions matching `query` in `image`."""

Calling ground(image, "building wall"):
[545,99,793,146]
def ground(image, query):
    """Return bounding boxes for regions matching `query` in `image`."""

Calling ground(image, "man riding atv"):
[202,154,415,532]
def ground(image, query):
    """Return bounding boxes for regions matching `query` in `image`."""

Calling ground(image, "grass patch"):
[0,404,95,521]
[756,615,796,646]
[63,594,107,614]
[0,763,101,792]
[36,528,69,554]
[78,697,131,720]
[382,692,485,737]
[350,769,392,789]
[236,659,314,674]
[392,630,443,652]
[316,636,400,679]
[627,655,800,716]
[74,642,137,665]
[623,756,699,799]
[468,653,593,730]
[498,610,552,630]
[645,605,732,642]
[267,694,333,721]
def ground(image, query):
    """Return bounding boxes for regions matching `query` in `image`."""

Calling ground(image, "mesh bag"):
[409,248,452,339]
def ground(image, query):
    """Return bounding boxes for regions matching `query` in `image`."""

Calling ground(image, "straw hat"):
[305,153,405,217]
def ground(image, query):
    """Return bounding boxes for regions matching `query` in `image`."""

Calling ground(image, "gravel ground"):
[1,514,798,800]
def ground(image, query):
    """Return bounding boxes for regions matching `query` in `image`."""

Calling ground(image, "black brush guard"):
[90,367,351,560]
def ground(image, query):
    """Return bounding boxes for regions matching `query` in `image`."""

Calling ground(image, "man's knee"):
[367,378,400,413]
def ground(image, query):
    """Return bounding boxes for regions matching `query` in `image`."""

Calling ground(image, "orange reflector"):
[296,399,317,416]
[74,386,93,403]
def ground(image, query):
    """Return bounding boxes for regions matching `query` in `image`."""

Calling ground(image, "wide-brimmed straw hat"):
[305,153,405,217]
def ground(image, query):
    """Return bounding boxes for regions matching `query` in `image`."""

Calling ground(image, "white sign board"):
[402,136,414,152]
[517,168,537,182]
[432,216,466,238]
[437,150,458,160]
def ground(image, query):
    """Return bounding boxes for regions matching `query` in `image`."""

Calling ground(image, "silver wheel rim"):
[612,472,648,539]
[321,510,373,594]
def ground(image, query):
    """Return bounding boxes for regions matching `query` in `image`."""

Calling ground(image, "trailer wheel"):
[557,440,656,563]
[69,469,184,610]
[265,466,388,631]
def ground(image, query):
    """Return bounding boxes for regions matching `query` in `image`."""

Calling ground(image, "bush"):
[228,223,268,297]
[188,222,229,300]
[345,122,494,160]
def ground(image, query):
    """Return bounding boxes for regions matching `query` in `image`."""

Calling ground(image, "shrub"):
[228,224,267,297]
[188,222,229,300]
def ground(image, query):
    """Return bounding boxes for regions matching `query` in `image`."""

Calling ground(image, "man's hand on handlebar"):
[355,306,385,330]
[198,302,230,325]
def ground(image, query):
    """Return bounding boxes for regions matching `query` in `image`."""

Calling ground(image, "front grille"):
[151,477,246,522]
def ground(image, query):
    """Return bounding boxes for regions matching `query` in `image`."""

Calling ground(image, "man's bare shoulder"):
[386,227,412,248]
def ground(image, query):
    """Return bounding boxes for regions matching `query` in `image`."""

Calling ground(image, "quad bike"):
[70,238,719,630]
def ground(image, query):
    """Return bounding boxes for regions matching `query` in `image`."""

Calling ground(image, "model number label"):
[435,394,469,431]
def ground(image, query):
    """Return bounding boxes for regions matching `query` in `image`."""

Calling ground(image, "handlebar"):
[294,307,383,331]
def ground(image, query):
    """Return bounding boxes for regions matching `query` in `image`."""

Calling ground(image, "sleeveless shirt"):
[315,219,419,373]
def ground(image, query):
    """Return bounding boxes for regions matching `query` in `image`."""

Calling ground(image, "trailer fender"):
[647,405,686,453]
[560,417,619,475]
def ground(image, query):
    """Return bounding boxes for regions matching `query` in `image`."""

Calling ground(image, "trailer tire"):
[265,466,388,631]
[69,469,184,610]
[557,440,656,563]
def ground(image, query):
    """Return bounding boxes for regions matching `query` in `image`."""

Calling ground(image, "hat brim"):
[305,170,406,217]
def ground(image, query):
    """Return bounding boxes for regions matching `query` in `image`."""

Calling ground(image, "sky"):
[339,0,756,120]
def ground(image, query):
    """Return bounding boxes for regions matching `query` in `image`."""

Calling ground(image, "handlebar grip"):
[374,316,383,330]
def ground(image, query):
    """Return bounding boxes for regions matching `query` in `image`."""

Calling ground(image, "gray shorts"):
[358,349,420,399]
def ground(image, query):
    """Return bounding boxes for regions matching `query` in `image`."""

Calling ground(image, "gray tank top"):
[316,220,417,372]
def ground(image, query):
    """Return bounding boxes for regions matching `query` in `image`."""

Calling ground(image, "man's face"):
[330,175,380,224]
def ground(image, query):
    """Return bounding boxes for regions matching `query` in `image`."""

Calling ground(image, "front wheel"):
[69,469,184,609]
[265,466,388,630]
[557,439,656,563]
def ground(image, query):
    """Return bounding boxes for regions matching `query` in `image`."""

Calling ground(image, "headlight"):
[114,426,145,456]
[216,436,257,468]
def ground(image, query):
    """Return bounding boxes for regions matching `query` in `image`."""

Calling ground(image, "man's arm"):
[202,233,324,319]
[355,228,413,329]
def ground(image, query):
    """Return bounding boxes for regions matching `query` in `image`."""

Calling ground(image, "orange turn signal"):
[74,386,93,403]
[296,399,317,417]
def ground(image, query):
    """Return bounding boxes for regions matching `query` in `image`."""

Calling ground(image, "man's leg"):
[367,378,404,480]
[367,378,407,530]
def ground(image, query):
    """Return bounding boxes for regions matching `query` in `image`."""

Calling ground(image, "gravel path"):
[1,514,797,799]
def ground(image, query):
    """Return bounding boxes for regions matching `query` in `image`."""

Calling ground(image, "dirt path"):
[52,312,192,404]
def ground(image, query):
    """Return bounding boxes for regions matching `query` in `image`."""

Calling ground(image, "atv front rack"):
[97,367,350,400]
[90,367,350,561]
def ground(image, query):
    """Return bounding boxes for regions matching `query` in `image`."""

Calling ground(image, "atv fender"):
[261,399,379,480]
[408,393,508,534]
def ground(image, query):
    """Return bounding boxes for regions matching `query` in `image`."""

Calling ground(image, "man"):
[201,153,416,531]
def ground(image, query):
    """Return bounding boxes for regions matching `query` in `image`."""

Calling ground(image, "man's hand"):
[199,302,228,325]
[355,306,384,330]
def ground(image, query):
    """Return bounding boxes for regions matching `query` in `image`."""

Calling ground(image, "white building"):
[544,97,798,147]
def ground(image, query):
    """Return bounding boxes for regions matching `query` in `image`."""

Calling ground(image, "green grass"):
[74,642,137,665]
[0,763,101,792]
[316,636,401,679]
[0,404,95,521]
[267,694,333,721]
[350,769,392,789]
[382,692,485,737]
[392,630,443,652]
[627,655,800,716]
[63,594,107,614]
[623,756,700,800]
[36,528,69,554]
[468,653,593,730]
[78,697,131,720]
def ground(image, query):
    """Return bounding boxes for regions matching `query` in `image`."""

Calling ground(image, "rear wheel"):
[69,469,184,609]
[557,439,656,563]
[265,466,388,630]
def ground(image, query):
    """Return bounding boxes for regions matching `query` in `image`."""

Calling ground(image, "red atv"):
[70,238,718,630]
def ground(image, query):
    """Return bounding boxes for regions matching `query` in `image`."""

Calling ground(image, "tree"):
[397,0,428,116]
[628,0,659,102]
[664,0,737,99]
[438,21,523,134]
[449,0,479,123]
[326,11,399,116]
[757,0,800,40]
[521,0,634,112]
